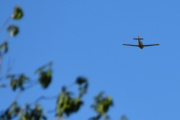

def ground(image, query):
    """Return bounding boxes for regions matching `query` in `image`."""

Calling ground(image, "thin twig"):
[24,80,38,90]
[0,53,5,74]
[0,83,9,87]
[43,109,56,114]
[0,16,11,33]
[30,95,58,106]
[0,36,13,81]
[13,90,22,103]
[66,82,76,88]
[7,81,38,108]
[0,60,12,81]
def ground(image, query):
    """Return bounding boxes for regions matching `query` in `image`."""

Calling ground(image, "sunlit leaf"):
[11,6,23,20]
[8,74,29,91]
[92,92,113,117]
[56,86,84,117]
[19,104,46,120]
[0,102,21,119]
[18,74,29,90]
[7,25,19,36]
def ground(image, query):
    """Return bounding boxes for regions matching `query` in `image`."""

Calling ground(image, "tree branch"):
[0,16,11,33]
[29,95,58,106]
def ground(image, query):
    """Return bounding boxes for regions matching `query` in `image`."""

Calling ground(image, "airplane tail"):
[133,35,144,40]
[133,38,143,40]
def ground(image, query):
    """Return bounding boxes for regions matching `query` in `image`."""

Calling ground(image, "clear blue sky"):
[1,0,180,120]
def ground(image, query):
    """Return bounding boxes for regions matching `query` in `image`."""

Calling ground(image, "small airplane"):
[122,35,159,49]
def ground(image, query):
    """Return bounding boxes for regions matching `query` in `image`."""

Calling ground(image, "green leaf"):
[76,77,87,85]
[19,104,46,120]
[93,91,104,104]
[92,92,113,116]
[8,74,29,91]
[11,6,23,20]
[0,41,8,54]
[38,70,52,88]
[10,80,18,90]
[7,25,19,36]
[18,74,29,90]
[35,62,53,88]
[56,86,84,117]
[76,77,88,98]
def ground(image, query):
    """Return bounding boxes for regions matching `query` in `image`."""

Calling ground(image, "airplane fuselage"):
[138,40,144,49]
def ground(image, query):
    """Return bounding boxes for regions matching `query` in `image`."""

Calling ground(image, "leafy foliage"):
[38,70,52,88]
[91,92,113,120]
[7,6,23,37]
[56,77,88,117]
[11,6,23,20]
[56,88,83,117]
[0,102,20,120]
[19,104,46,120]
[35,62,52,89]
[76,77,88,97]
[7,74,29,91]
[7,25,19,36]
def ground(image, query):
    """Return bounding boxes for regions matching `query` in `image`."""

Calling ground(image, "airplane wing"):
[133,38,144,40]
[143,44,159,47]
[122,44,139,47]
